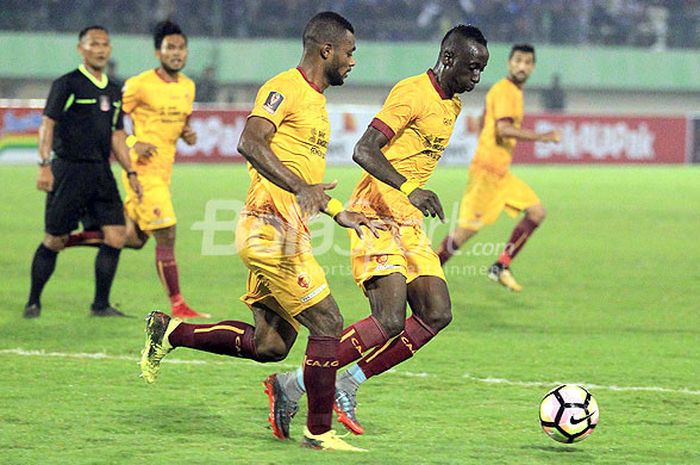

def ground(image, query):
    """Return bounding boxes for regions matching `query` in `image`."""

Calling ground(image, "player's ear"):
[442,50,454,68]
[320,43,333,60]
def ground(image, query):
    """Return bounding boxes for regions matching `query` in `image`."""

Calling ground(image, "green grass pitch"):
[1,164,698,465]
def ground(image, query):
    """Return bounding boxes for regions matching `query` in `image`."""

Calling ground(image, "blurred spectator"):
[541,73,566,113]
[107,60,122,88]
[0,0,699,49]
[196,65,219,103]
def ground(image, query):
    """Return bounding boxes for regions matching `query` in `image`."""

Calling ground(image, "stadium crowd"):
[1,0,699,49]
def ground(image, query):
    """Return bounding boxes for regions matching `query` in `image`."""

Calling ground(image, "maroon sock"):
[304,336,339,435]
[65,231,104,248]
[437,235,457,265]
[498,218,539,267]
[168,320,259,359]
[336,315,389,367]
[358,315,437,379]
[156,246,181,301]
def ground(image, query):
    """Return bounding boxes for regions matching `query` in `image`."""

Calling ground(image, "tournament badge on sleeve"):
[263,91,284,114]
[100,95,111,112]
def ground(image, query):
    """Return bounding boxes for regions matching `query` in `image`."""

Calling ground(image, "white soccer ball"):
[539,384,599,443]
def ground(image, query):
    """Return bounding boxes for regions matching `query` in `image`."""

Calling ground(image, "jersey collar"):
[78,64,108,89]
[506,76,524,90]
[155,67,179,83]
[427,69,450,100]
[296,67,323,94]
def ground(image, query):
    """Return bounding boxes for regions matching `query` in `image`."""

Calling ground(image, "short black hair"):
[302,11,354,48]
[509,44,536,61]
[154,20,187,50]
[79,25,108,41]
[441,24,487,48]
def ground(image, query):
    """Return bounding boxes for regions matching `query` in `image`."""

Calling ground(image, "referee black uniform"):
[25,64,129,318]
[45,65,125,234]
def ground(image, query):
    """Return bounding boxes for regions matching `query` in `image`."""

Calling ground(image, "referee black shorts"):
[45,159,125,236]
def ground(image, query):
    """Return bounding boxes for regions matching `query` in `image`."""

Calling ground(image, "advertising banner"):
[513,114,689,165]
[690,114,700,164]
[1,104,691,165]
[0,106,43,163]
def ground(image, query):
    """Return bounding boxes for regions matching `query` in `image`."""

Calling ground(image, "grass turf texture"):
[1,164,698,465]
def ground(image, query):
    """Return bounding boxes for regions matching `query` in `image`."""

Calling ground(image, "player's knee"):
[43,234,68,252]
[103,234,126,249]
[375,313,405,338]
[324,310,344,336]
[154,226,176,247]
[433,307,453,331]
[255,342,290,363]
[422,302,453,332]
[312,309,344,337]
[125,237,147,250]
[528,205,547,224]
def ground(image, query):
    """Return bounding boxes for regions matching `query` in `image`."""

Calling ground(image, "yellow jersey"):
[244,67,330,234]
[472,78,523,175]
[122,69,195,175]
[349,70,461,225]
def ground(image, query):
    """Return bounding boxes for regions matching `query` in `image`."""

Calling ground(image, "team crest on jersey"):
[263,91,284,114]
[99,95,110,112]
[153,207,161,217]
[297,272,311,289]
[375,255,388,265]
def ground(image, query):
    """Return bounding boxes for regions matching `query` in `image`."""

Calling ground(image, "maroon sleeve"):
[369,117,395,141]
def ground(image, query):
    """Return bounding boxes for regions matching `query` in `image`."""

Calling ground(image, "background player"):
[437,44,560,292]
[139,12,381,451]
[24,25,142,318]
[67,21,206,319]
[268,25,489,435]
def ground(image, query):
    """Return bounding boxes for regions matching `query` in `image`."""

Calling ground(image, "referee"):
[23,25,143,318]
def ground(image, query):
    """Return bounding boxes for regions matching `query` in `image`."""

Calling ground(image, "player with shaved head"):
[139,12,380,452]
[269,24,490,436]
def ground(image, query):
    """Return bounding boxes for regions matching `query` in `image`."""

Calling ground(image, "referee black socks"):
[27,243,58,307]
[93,244,121,310]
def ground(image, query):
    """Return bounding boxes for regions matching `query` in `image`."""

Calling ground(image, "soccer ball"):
[539,384,599,443]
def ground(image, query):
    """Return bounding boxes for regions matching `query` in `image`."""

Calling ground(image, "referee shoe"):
[90,304,130,317]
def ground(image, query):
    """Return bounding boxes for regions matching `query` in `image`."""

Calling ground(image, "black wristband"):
[127,171,137,177]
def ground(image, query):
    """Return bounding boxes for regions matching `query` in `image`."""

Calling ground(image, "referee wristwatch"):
[37,158,52,167]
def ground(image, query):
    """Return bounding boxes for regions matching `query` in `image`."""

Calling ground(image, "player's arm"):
[37,76,72,193]
[181,125,197,145]
[126,133,158,162]
[181,114,197,145]
[112,130,143,202]
[237,116,335,217]
[496,119,559,142]
[353,126,445,221]
[36,116,56,192]
[121,77,157,161]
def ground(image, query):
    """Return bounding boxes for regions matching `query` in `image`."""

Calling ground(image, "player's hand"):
[36,165,54,192]
[181,126,197,145]
[408,188,445,222]
[334,211,387,239]
[539,130,560,143]
[296,181,337,217]
[128,174,144,203]
[134,141,157,163]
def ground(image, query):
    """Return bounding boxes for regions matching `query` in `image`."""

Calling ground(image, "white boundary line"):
[2,348,699,396]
